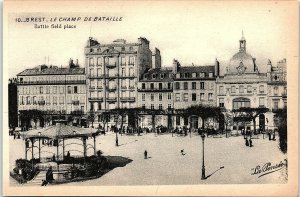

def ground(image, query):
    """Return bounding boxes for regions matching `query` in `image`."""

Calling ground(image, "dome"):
[227,33,256,75]
[228,51,255,74]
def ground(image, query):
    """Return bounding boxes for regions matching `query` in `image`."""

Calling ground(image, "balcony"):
[137,88,173,92]
[88,97,103,102]
[105,63,117,68]
[120,97,135,102]
[38,100,45,105]
[72,100,80,105]
[107,86,117,92]
[106,97,117,102]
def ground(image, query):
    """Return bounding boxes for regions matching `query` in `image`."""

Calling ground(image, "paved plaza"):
[10,131,287,186]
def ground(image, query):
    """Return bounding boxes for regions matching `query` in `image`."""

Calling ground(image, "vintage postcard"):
[3,0,298,196]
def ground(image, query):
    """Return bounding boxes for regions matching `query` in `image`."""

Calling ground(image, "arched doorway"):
[190,115,199,129]
[259,114,265,133]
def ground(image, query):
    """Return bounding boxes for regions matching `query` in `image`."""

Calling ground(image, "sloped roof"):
[177,65,215,73]
[17,66,85,76]
[141,67,173,81]
[24,124,99,139]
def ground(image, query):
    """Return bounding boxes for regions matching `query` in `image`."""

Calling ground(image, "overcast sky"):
[6,1,291,78]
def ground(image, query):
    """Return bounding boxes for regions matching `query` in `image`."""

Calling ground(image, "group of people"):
[243,129,253,147]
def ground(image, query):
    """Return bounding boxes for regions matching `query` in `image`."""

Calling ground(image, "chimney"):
[215,58,220,76]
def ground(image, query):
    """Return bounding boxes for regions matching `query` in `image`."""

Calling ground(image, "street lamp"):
[201,133,206,180]
[38,132,41,162]
[115,130,118,146]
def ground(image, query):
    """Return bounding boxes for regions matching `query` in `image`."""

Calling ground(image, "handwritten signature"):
[251,159,287,178]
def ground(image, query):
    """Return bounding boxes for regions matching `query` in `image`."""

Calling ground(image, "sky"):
[5,1,292,78]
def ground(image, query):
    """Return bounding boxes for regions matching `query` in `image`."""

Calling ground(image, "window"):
[176,115,180,125]
[151,104,154,110]
[98,102,101,110]
[233,98,250,109]
[20,96,24,105]
[168,93,172,100]
[209,82,214,90]
[259,98,265,107]
[142,104,145,109]
[121,47,125,51]
[247,86,252,93]
[160,74,165,79]
[40,87,43,94]
[68,86,72,94]
[200,72,206,78]
[200,82,205,90]
[208,93,213,100]
[200,93,204,100]
[159,83,162,90]
[151,93,154,101]
[168,83,172,89]
[97,68,102,76]
[142,94,145,101]
[129,56,134,65]
[74,86,78,93]
[283,87,287,95]
[274,87,278,96]
[90,102,94,111]
[183,93,188,102]
[53,96,57,105]
[120,68,125,76]
[90,68,94,76]
[59,96,64,104]
[192,93,196,101]
[60,87,64,94]
[33,96,37,105]
[152,74,156,79]
[159,104,163,110]
[46,86,50,94]
[219,98,224,107]
[142,83,145,89]
[239,86,244,93]
[97,57,102,66]
[129,68,134,76]
[129,47,133,51]
[53,86,57,94]
[150,83,154,90]
[89,58,94,66]
[184,73,189,78]
[26,96,31,105]
[159,93,163,101]
[175,93,180,101]
[192,73,196,78]
[175,82,180,90]
[209,72,213,78]
[184,82,188,90]
[192,82,196,89]
[231,86,236,93]
[259,85,264,93]
[168,104,172,109]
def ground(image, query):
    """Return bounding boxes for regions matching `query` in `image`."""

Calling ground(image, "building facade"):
[16,61,87,128]
[84,37,154,127]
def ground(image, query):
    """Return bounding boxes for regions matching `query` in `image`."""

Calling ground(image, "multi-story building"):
[84,37,154,127]
[216,33,287,131]
[173,59,218,130]
[16,60,87,128]
[138,67,174,129]
[9,78,18,128]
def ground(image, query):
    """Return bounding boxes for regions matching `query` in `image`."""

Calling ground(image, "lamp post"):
[201,133,206,180]
[115,130,119,146]
[38,132,41,162]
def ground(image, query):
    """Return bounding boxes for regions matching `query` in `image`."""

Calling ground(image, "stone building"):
[16,61,87,128]
[216,33,287,132]
[84,37,154,127]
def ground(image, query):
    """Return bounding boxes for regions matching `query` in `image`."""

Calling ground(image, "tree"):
[99,111,110,131]
[178,105,221,129]
[224,112,233,131]
[273,107,287,153]
[232,107,269,134]
[87,112,95,128]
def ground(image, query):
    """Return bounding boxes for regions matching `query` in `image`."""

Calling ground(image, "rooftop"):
[17,65,85,76]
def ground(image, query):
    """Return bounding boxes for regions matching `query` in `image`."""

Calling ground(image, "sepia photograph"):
[3,0,298,196]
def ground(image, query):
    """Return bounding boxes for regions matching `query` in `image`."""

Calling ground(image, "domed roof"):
[227,33,256,74]
[228,51,255,74]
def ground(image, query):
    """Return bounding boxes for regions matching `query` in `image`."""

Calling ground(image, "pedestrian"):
[46,166,54,183]
[245,137,249,146]
[144,150,148,159]
[249,138,253,147]
[268,132,271,140]
[41,179,48,186]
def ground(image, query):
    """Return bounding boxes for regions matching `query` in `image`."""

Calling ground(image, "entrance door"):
[219,114,225,131]
[190,116,198,129]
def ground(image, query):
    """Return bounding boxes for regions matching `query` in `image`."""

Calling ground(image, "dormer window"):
[97,48,101,52]
[184,73,189,78]
[90,48,93,52]
[209,72,213,78]
[160,73,164,79]
[129,46,133,51]
[121,47,125,51]
[144,74,148,79]
[152,74,156,79]
[192,73,196,78]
